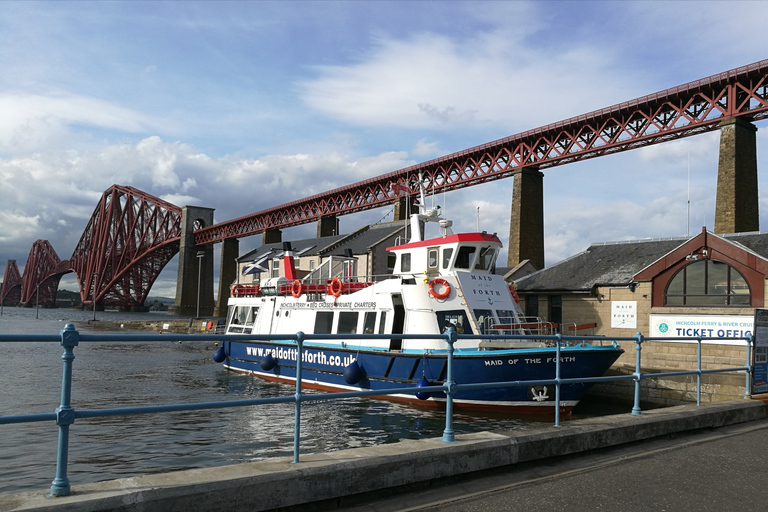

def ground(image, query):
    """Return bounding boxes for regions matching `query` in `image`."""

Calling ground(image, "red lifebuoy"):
[509,285,520,303]
[291,279,302,298]
[428,278,451,299]
[328,278,343,298]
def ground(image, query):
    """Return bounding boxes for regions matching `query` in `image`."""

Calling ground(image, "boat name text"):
[484,356,576,366]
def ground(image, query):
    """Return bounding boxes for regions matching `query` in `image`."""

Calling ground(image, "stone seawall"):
[81,319,223,335]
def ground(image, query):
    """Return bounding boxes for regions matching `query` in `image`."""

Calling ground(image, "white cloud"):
[0,93,164,156]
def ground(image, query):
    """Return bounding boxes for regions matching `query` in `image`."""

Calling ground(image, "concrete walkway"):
[1,399,766,512]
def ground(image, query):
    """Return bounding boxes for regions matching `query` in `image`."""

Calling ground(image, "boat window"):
[473,309,494,334]
[378,311,388,334]
[496,310,516,325]
[387,253,396,272]
[363,312,376,334]
[314,312,334,334]
[401,253,411,272]
[436,310,473,335]
[454,246,476,269]
[428,249,438,269]
[474,247,496,271]
[338,312,359,334]
[442,248,453,269]
[229,306,258,333]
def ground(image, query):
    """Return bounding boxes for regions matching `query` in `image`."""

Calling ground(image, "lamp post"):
[196,250,205,319]
[0,280,4,316]
[92,272,98,321]
[36,283,41,319]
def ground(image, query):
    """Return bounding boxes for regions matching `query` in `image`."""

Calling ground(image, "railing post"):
[632,332,644,416]
[48,323,79,498]
[442,327,457,443]
[696,337,702,406]
[745,334,753,399]
[293,332,304,464]
[554,334,562,427]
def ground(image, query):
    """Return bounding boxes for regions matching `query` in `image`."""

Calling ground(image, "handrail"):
[0,327,753,498]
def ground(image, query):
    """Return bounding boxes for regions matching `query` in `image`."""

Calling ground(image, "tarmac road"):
[340,418,768,512]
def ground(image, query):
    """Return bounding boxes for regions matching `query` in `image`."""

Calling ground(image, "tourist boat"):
[215,181,623,414]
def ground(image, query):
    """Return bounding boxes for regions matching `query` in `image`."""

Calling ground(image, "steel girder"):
[194,58,768,245]
[17,240,67,307]
[1,260,22,306]
[69,185,183,306]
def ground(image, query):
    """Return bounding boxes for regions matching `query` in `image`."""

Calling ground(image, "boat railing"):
[0,326,753,498]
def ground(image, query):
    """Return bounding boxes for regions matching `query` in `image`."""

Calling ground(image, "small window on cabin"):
[387,253,396,272]
[473,309,494,334]
[442,248,453,269]
[363,312,376,334]
[378,311,388,334]
[474,247,496,271]
[401,253,411,272]
[496,309,515,325]
[314,312,334,334]
[428,249,438,268]
[229,306,258,333]
[665,260,751,306]
[436,310,474,335]
[454,246,476,269]
[338,312,359,334]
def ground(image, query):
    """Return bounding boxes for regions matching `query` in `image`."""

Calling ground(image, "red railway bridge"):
[2,59,767,316]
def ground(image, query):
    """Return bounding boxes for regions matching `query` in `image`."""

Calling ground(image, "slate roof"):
[515,231,768,293]
[237,221,406,262]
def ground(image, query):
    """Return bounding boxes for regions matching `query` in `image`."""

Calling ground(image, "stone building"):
[514,227,768,406]
[235,221,406,285]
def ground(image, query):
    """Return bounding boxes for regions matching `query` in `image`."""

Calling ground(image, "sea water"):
[0,307,534,495]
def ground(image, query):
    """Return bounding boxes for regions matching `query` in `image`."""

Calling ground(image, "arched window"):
[665,260,750,306]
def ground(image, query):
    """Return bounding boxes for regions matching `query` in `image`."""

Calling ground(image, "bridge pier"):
[263,228,282,245]
[507,167,544,269]
[317,216,339,237]
[715,117,759,234]
[214,238,239,318]
[170,206,216,318]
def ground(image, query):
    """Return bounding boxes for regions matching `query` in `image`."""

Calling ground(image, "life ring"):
[509,285,520,303]
[291,279,302,298]
[328,278,343,297]
[206,321,213,330]
[428,278,451,299]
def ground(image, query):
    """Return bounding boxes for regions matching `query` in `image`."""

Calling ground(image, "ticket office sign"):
[752,309,768,394]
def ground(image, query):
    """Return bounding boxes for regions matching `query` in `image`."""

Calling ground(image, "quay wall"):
[84,319,221,335]
[1,399,766,512]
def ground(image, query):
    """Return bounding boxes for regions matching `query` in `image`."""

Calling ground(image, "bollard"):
[48,323,79,497]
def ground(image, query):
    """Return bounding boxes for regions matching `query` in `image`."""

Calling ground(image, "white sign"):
[611,301,637,329]
[649,314,752,345]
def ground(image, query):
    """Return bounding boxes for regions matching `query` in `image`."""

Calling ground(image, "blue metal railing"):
[0,325,753,498]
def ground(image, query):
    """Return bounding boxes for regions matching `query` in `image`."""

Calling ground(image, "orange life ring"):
[328,278,343,297]
[428,278,451,299]
[509,285,520,303]
[291,279,302,298]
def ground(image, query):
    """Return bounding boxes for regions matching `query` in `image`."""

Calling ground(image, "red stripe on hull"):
[227,366,574,417]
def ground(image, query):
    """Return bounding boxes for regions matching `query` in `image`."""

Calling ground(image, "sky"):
[1,0,767,299]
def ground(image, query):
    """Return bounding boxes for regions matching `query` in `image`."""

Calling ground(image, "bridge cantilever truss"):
[194,58,768,245]
[69,185,183,306]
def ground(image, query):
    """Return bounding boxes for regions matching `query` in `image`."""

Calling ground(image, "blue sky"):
[1,1,767,298]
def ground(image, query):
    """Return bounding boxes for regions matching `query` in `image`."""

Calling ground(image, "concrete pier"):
[1,399,765,512]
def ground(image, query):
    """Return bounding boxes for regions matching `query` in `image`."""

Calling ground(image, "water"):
[0,307,540,495]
